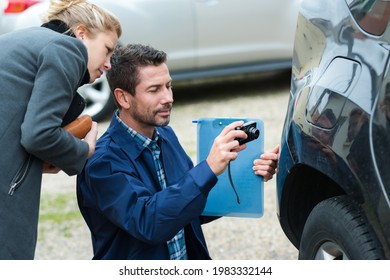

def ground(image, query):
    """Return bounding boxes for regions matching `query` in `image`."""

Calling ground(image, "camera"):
[234,121,260,145]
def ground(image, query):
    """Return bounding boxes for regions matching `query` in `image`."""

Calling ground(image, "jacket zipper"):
[8,155,32,196]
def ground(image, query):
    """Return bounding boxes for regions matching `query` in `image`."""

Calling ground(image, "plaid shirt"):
[116,112,188,260]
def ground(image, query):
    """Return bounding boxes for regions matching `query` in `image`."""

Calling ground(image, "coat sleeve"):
[81,145,218,245]
[20,36,89,175]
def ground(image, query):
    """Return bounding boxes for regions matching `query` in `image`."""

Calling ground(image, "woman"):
[0,0,121,259]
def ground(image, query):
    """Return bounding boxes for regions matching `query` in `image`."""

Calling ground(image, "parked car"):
[0,0,3,25]
[1,0,300,121]
[277,0,390,259]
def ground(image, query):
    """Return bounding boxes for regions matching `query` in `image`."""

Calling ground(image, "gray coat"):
[0,26,90,259]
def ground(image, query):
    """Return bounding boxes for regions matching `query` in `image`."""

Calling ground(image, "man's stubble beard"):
[130,102,172,127]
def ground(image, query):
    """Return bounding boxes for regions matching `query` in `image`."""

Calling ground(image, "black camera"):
[234,121,260,145]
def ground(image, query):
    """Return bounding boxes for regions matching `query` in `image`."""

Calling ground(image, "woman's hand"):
[83,121,98,158]
[42,162,61,174]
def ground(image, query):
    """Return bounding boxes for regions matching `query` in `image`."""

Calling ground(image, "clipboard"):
[194,118,264,218]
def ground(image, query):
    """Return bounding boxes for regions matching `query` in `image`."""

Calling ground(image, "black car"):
[277,0,390,259]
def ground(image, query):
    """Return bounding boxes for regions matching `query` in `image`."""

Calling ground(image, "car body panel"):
[95,0,197,72]
[194,0,296,67]
[277,0,390,258]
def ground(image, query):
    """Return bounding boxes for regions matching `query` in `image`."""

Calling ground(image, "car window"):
[346,0,390,36]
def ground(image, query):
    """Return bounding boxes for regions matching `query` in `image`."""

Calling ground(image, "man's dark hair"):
[107,44,167,98]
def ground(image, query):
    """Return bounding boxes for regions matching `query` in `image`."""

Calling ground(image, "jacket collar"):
[107,112,168,159]
[41,19,74,36]
[41,20,90,86]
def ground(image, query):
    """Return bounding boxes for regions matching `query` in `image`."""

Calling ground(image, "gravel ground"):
[35,72,299,260]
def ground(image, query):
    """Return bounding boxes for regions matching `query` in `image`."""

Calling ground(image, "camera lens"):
[247,127,260,140]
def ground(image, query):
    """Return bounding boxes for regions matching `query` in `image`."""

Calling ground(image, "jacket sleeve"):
[82,146,218,245]
[20,36,89,175]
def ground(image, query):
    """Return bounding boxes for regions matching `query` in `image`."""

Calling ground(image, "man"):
[77,44,278,260]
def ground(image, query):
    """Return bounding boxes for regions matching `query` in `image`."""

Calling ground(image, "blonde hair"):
[42,0,121,38]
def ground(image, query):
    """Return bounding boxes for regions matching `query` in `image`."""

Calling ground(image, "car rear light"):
[3,0,42,13]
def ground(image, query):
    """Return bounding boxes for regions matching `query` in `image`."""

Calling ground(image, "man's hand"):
[206,121,247,176]
[253,144,279,182]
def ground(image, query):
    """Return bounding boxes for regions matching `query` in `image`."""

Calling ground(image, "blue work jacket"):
[77,114,218,259]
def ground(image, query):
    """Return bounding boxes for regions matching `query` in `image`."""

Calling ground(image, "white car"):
[1,0,301,121]
[0,0,3,26]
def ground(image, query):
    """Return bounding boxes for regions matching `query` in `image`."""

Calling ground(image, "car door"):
[194,0,298,68]
[345,0,390,205]
[372,51,390,205]
[96,0,197,72]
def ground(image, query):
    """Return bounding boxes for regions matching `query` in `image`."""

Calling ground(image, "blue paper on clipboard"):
[194,118,264,218]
